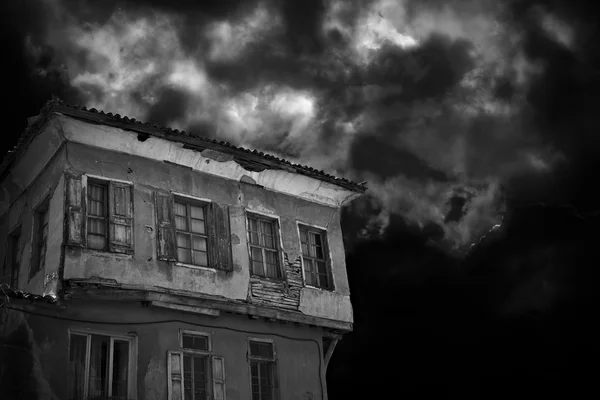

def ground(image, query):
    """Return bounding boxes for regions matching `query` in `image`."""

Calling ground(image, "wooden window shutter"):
[109,182,134,254]
[154,191,176,260]
[66,174,85,247]
[212,355,226,400]
[167,351,184,400]
[207,203,232,271]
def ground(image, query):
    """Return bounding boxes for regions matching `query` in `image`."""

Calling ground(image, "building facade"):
[0,100,365,400]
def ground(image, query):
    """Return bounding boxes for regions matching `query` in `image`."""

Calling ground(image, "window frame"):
[173,195,211,268]
[81,174,135,254]
[179,329,213,400]
[2,226,21,287]
[67,328,138,400]
[245,210,285,281]
[86,178,110,251]
[296,222,335,291]
[31,197,50,278]
[246,337,279,400]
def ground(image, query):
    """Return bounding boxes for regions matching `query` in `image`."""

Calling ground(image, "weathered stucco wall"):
[61,137,353,323]
[0,300,327,400]
[0,118,66,294]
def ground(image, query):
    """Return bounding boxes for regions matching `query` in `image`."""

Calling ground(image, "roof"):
[2,98,367,193]
[1,284,58,305]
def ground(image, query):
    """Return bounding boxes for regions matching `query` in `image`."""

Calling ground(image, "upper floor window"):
[168,330,226,400]
[155,192,232,271]
[299,225,334,290]
[174,200,208,267]
[247,214,282,280]
[68,330,136,400]
[248,339,279,400]
[65,174,134,254]
[1,227,21,288]
[31,198,49,278]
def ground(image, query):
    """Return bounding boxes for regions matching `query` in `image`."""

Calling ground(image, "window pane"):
[263,234,275,249]
[265,251,279,279]
[192,236,207,252]
[89,335,110,398]
[250,247,263,263]
[68,334,87,400]
[317,273,330,289]
[315,243,324,259]
[174,202,187,217]
[175,215,188,231]
[177,233,191,249]
[248,218,258,233]
[316,261,327,275]
[178,248,191,263]
[260,221,273,236]
[193,251,208,266]
[88,234,107,250]
[249,341,274,359]
[191,219,205,234]
[182,334,208,351]
[250,232,260,245]
[190,205,204,220]
[112,340,129,399]
[184,355,193,400]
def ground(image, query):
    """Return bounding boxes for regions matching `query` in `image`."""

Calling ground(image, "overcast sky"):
[2,0,600,396]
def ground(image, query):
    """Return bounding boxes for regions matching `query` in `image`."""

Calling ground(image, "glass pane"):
[194,356,206,373]
[315,244,324,259]
[89,335,110,398]
[177,233,191,249]
[317,273,330,289]
[68,334,87,400]
[174,202,187,217]
[184,355,193,400]
[250,232,260,245]
[317,261,327,275]
[192,236,207,251]
[182,334,208,351]
[250,247,263,262]
[300,228,308,244]
[252,260,264,276]
[113,186,127,216]
[309,232,317,246]
[178,248,191,263]
[88,234,107,250]
[248,217,258,232]
[263,234,275,249]
[191,219,205,234]
[175,215,188,231]
[260,221,273,236]
[191,205,204,220]
[249,341,274,358]
[112,340,129,399]
[193,251,208,266]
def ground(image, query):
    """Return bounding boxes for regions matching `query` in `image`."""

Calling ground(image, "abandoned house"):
[0,99,366,400]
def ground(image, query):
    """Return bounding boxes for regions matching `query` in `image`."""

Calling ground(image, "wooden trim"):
[64,283,354,332]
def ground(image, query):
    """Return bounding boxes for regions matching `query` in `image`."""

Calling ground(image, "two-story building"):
[0,99,365,400]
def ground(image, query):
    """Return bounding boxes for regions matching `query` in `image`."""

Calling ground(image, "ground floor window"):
[248,339,278,400]
[68,330,136,400]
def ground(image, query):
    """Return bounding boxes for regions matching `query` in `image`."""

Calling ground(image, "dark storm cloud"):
[350,135,449,181]
[146,86,191,126]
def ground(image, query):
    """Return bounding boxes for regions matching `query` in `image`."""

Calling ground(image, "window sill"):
[175,262,217,272]
[250,275,285,284]
[304,284,335,293]
[79,248,134,259]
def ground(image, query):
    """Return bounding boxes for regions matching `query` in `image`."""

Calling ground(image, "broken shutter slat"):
[155,191,176,261]
[208,203,232,271]
[212,355,226,400]
[168,351,185,400]
[66,174,85,247]
[109,182,134,254]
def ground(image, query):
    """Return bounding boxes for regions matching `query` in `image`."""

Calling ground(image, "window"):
[1,228,21,288]
[175,201,208,267]
[168,331,226,400]
[87,180,108,250]
[248,339,278,400]
[154,192,232,271]
[31,199,49,277]
[247,214,281,280]
[66,174,134,254]
[68,331,136,400]
[299,225,333,290]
